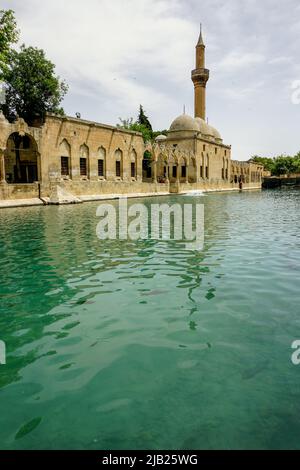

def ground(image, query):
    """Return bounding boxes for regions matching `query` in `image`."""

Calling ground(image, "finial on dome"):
[197,23,205,47]
[183,104,186,115]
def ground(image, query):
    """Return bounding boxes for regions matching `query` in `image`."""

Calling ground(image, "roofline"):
[44,113,143,137]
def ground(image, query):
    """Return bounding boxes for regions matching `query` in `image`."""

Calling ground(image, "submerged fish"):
[241,361,269,380]
[15,417,42,440]
[141,290,169,296]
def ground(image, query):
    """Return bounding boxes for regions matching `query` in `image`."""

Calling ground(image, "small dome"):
[155,134,167,142]
[169,114,199,132]
[194,117,210,136]
[210,126,222,140]
[205,125,215,137]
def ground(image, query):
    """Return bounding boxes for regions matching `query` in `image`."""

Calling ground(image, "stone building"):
[0,28,263,206]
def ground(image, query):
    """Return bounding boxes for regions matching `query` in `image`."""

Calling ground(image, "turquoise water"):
[0,189,300,450]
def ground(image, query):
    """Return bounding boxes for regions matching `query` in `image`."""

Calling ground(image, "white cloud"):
[218,52,265,70]
[217,81,265,101]
[268,56,293,65]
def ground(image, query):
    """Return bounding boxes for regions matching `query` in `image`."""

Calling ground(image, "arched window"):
[59,139,71,177]
[98,146,106,178]
[200,152,204,178]
[115,149,123,178]
[179,157,187,179]
[130,149,137,179]
[142,150,152,180]
[206,154,209,179]
[222,157,225,179]
[79,144,89,177]
[5,133,38,184]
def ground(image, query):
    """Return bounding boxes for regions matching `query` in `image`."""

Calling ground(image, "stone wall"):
[0,112,263,204]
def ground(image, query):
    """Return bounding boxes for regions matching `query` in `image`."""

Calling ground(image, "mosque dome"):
[194,117,210,136]
[155,134,167,142]
[169,114,199,132]
[205,124,214,137]
[210,126,222,141]
[169,114,223,142]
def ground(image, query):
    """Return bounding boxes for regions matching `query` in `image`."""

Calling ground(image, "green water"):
[0,190,300,450]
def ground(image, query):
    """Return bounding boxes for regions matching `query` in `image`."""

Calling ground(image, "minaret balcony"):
[191,68,209,85]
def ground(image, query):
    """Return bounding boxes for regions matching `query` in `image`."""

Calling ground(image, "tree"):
[0,9,19,77]
[2,45,68,122]
[250,156,275,173]
[272,155,295,176]
[137,105,152,131]
[117,117,152,143]
[118,106,167,143]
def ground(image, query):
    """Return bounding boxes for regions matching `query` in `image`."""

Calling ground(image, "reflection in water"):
[0,190,300,449]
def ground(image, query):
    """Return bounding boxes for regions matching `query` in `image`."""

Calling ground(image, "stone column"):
[164,163,169,183]
[185,164,189,184]
[152,160,157,183]
[0,149,6,183]
[168,164,173,182]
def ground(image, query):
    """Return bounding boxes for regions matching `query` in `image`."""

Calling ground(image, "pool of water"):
[0,189,300,450]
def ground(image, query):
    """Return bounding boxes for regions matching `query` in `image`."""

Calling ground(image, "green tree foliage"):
[0,9,19,77]
[250,156,275,173]
[117,117,152,143]
[250,154,300,176]
[118,107,167,143]
[2,45,68,122]
[137,105,152,131]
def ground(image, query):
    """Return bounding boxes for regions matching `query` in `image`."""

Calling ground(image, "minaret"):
[191,24,209,120]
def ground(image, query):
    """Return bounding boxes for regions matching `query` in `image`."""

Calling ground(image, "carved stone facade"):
[0,112,163,202]
[0,31,263,205]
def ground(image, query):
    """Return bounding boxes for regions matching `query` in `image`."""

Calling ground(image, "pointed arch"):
[79,144,89,177]
[59,139,71,177]
[98,146,106,178]
[4,132,39,183]
[114,148,123,178]
[130,149,137,179]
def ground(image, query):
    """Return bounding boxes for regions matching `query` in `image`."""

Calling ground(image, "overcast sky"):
[3,0,300,160]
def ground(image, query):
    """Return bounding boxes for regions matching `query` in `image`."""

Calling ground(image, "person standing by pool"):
[239,176,243,191]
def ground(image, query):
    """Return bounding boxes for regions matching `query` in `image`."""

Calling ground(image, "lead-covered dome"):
[169,114,199,132]
[155,134,167,142]
[169,113,223,142]
[210,126,222,141]
[194,117,210,136]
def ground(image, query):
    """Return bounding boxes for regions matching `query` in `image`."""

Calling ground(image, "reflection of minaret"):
[191,24,209,120]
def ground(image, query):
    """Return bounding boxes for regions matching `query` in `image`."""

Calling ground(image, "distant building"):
[0,28,263,205]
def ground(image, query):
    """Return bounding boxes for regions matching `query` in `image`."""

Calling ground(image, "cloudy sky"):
[2,0,300,160]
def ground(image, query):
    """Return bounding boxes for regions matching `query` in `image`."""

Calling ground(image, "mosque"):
[0,29,263,206]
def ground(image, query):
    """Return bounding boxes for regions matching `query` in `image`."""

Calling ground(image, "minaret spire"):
[191,23,209,119]
[197,23,204,47]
